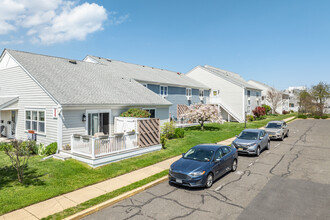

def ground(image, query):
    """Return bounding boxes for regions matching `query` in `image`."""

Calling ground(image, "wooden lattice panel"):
[177,104,188,119]
[137,118,160,147]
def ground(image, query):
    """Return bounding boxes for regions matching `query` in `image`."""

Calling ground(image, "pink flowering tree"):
[184,104,223,130]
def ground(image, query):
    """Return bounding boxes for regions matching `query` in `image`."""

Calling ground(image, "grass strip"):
[42,170,169,220]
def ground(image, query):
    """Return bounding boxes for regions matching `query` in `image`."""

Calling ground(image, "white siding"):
[187,67,244,121]
[0,66,58,145]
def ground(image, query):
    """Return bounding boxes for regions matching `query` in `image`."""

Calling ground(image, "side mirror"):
[214,158,221,162]
[182,153,185,157]
[260,136,264,140]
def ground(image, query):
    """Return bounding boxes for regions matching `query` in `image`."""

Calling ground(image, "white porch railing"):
[70,133,138,159]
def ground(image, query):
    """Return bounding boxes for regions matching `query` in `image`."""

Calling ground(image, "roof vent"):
[69,60,77,64]
[107,59,112,62]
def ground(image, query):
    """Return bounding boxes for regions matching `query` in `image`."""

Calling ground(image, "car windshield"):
[238,131,259,140]
[266,123,282,129]
[184,148,214,162]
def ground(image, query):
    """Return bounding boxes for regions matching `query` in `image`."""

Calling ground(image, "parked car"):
[169,144,238,188]
[264,121,289,141]
[231,129,270,156]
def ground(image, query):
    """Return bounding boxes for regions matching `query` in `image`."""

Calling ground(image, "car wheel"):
[205,173,213,188]
[231,159,238,172]
[256,146,260,157]
[286,131,289,138]
[266,141,270,150]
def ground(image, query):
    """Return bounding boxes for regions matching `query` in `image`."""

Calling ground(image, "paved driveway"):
[83,119,330,220]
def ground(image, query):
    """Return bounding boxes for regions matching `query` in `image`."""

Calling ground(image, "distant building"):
[283,86,306,112]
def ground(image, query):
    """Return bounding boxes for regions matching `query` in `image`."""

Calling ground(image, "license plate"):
[176,179,182,184]
[238,148,243,151]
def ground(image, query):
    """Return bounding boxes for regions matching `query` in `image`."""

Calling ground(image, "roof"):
[86,55,210,89]
[248,80,273,90]
[0,96,18,110]
[193,144,226,150]
[242,129,262,132]
[5,49,171,106]
[200,65,261,90]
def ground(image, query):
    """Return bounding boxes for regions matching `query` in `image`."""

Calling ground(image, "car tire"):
[231,159,238,172]
[256,146,261,157]
[266,141,270,150]
[286,131,289,138]
[205,173,213,188]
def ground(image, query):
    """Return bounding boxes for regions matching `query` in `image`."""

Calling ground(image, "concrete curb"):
[64,176,169,220]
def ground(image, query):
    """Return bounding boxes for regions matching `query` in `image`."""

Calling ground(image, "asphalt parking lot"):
[83,119,330,220]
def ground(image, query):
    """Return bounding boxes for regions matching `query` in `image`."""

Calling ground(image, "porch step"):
[53,153,72,161]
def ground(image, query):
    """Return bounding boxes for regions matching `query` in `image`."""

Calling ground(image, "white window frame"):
[160,85,168,97]
[25,108,46,134]
[199,89,204,98]
[186,88,192,98]
[143,108,156,118]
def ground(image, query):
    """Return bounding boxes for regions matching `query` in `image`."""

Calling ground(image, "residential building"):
[0,49,171,149]
[83,56,210,120]
[248,80,290,114]
[283,86,306,112]
[186,65,262,122]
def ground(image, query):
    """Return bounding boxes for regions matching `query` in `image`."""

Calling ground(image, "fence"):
[137,118,160,147]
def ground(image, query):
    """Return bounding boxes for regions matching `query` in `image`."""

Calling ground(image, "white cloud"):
[0,0,126,44]
[0,39,24,45]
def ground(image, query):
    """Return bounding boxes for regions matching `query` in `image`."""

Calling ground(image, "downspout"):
[57,106,63,153]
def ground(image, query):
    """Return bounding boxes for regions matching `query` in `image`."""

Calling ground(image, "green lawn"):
[0,114,295,215]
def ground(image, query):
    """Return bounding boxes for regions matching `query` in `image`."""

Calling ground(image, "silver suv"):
[264,121,289,141]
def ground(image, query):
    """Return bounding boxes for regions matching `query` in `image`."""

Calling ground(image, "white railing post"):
[92,138,95,159]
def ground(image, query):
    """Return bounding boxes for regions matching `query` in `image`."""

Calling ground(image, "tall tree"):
[266,88,283,114]
[311,82,330,116]
[298,89,314,113]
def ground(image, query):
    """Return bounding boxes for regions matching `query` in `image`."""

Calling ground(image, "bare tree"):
[311,82,330,116]
[266,88,282,114]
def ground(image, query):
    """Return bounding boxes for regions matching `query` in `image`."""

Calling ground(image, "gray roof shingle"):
[87,56,209,89]
[202,65,261,90]
[7,49,171,106]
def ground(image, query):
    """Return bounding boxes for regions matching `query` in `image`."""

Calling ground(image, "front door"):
[88,112,110,136]
[10,110,17,138]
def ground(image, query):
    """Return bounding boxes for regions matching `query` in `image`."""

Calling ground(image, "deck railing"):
[71,133,138,159]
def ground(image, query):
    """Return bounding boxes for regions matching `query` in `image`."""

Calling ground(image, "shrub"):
[174,128,185,138]
[321,115,329,119]
[45,142,57,155]
[161,121,176,139]
[262,104,272,115]
[306,113,313,118]
[313,115,321,119]
[120,108,151,118]
[160,134,167,149]
[247,115,254,122]
[253,106,266,118]
[0,140,35,183]
[282,110,289,115]
[298,114,307,119]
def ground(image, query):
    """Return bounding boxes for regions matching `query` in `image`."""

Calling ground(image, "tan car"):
[264,121,289,141]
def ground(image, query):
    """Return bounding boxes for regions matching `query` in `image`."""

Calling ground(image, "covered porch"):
[0,96,19,140]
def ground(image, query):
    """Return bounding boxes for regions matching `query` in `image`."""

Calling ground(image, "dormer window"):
[160,85,168,97]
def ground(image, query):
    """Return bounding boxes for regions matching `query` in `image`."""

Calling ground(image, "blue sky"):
[0,0,329,90]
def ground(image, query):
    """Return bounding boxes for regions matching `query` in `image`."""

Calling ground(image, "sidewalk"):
[0,116,295,220]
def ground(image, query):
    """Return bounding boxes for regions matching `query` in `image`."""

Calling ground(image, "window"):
[247,106,251,113]
[212,90,219,97]
[144,108,156,118]
[256,92,260,97]
[199,89,204,98]
[221,147,231,156]
[160,86,168,96]
[247,90,251,97]
[257,100,260,106]
[87,112,110,136]
[248,100,251,105]
[25,110,45,133]
[289,103,294,107]
[186,88,192,97]
[262,96,265,101]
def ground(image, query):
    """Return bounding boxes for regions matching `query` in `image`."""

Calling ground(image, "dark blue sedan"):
[169,144,238,188]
